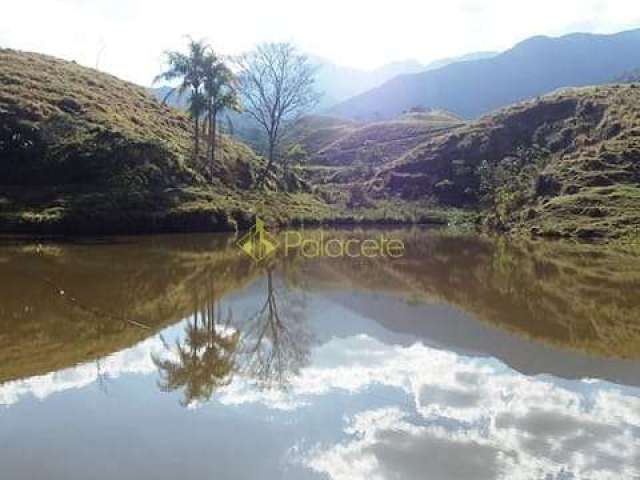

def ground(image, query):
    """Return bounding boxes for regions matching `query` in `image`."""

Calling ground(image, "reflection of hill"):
[2,229,639,388]
[0,235,259,383]
[324,290,640,386]
[294,229,640,360]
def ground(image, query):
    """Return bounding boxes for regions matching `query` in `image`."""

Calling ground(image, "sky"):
[1,0,639,86]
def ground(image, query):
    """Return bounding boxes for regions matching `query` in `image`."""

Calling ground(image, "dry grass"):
[373,84,640,239]
[0,48,263,190]
[296,110,464,168]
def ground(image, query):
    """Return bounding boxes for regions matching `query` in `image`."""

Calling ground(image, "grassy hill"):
[329,28,640,120]
[0,50,362,233]
[289,111,464,187]
[0,50,465,234]
[0,49,264,189]
[371,84,640,239]
[284,115,360,155]
[3,49,639,240]
[308,110,464,166]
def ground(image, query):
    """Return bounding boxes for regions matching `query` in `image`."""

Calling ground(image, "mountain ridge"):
[329,28,640,120]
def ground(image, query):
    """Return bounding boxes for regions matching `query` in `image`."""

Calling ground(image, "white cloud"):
[1,0,639,85]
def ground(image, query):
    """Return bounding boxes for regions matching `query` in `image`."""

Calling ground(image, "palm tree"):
[154,38,208,160]
[202,52,240,182]
[188,90,207,161]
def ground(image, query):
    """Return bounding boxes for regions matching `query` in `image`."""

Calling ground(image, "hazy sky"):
[1,0,639,85]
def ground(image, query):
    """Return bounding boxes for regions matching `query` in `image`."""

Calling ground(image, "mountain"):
[313,52,498,110]
[4,48,640,239]
[149,59,424,112]
[371,83,640,239]
[149,52,493,154]
[311,57,424,109]
[615,68,640,83]
[420,51,497,71]
[329,28,640,120]
[150,53,498,112]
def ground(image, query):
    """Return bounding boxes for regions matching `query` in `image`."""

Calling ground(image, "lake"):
[1,229,639,479]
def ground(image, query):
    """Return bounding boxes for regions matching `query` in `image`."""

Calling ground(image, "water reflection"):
[0,234,258,383]
[1,230,640,479]
[152,268,312,405]
[153,287,239,406]
[238,268,313,389]
[300,336,640,480]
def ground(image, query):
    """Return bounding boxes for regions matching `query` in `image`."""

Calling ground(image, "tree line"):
[155,38,320,186]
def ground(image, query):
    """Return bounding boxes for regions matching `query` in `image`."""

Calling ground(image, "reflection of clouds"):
[275,336,639,480]
[2,325,639,479]
[0,336,164,406]
[307,408,504,480]
[218,335,410,409]
[216,333,640,478]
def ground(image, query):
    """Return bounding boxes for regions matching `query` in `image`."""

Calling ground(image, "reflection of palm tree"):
[153,295,239,406]
[153,267,312,405]
[240,268,311,388]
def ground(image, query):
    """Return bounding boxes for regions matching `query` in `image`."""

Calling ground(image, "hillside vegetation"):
[1,49,401,233]
[372,84,640,239]
[307,111,463,166]
[290,111,464,187]
[0,49,262,189]
[2,49,640,240]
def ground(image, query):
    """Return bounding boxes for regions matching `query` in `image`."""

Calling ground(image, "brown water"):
[1,229,640,479]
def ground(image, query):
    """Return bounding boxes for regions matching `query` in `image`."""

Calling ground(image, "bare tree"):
[235,43,321,186]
